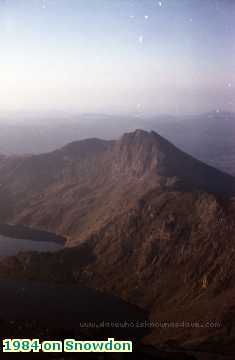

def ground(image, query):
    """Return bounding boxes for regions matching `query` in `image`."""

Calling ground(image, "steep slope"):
[77,190,235,353]
[1,188,235,355]
[0,130,235,245]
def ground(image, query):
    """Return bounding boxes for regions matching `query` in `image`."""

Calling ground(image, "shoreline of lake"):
[0,223,66,245]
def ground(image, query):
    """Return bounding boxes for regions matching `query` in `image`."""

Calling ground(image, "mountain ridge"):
[1,111,235,177]
[0,129,235,244]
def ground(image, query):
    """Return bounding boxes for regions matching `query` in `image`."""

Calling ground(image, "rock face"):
[0,130,235,356]
[0,129,234,244]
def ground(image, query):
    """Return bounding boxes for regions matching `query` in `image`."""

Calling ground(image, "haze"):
[0,0,235,121]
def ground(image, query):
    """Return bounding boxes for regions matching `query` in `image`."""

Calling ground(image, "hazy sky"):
[0,0,235,116]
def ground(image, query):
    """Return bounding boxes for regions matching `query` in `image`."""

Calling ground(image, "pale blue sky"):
[0,0,235,116]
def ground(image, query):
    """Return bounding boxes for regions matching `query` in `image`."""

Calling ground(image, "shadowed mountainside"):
[1,189,235,354]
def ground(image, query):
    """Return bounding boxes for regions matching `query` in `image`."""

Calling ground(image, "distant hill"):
[0,114,141,154]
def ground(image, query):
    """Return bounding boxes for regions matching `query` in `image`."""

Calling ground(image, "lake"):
[0,234,63,257]
[0,279,148,341]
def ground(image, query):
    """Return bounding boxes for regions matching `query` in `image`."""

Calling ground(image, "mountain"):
[0,130,235,357]
[1,111,235,177]
[0,130,235,245]
[0,114,140,155]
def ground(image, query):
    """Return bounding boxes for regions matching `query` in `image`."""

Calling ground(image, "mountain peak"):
[133,129,150,137]
[113,128,235,196]
[120,129,150,141]
[119,129,167,147]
